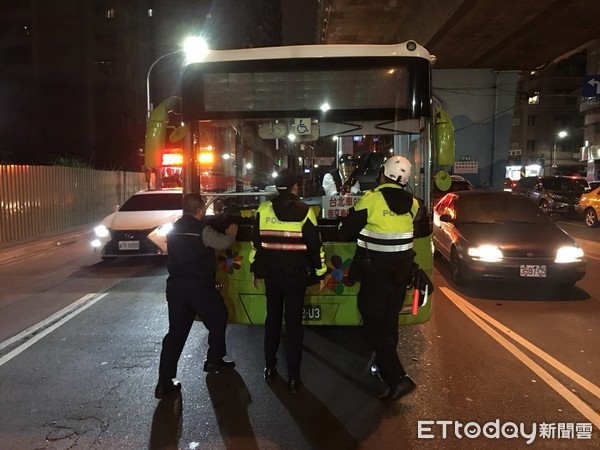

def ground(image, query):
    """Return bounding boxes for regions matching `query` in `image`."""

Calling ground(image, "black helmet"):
[275,169,300,190]
[339,154,357,165]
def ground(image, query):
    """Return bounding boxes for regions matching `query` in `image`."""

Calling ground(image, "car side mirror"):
[439,213,453,223]
[112,204,120,213]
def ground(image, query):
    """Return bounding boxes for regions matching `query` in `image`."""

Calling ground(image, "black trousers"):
[357,257,412,385]
[264,270,307,379]
[158,283,228,380]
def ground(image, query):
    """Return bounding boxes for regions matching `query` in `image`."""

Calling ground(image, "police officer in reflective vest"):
[340,155,419,402]
[249,169,327,393]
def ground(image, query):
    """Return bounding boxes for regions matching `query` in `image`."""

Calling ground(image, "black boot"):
[154,379,182,399]
[379,375,416,402]
[203,358,236,373]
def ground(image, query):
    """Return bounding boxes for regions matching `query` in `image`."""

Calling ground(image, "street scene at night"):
[1,1,599,448]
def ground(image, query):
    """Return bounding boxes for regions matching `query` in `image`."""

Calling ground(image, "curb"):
[0,226,92,265]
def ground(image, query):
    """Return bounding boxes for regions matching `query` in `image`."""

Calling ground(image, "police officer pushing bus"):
[340,155,419,402]
[249,169,327,393]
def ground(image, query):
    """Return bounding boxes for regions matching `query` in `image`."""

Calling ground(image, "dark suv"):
[513,176,585,214]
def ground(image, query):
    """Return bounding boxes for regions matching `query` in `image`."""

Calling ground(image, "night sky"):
[281,0,318,45]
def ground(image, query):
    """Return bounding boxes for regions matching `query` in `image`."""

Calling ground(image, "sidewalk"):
[0,225,92,265]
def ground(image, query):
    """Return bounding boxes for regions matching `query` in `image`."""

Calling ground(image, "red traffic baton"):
[411,287,419,315]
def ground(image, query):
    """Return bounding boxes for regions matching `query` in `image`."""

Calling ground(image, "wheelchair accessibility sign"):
[294,118,311,135]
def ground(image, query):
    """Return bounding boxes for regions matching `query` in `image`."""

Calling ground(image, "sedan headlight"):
[94,225,109,238]
[155,222,174,236]
[468,245,503,262]
[555,246,584,263]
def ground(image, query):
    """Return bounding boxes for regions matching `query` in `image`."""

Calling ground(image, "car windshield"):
[433,180,474,198]
[457,195,547,224]
[119,193,182,211]
[540,177,583,191]
[451,180,474,191]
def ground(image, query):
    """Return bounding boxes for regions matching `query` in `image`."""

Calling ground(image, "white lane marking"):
[449,289,600,399]
[0,293,100,351]
[440,287,600,429]
[0,293,107,367]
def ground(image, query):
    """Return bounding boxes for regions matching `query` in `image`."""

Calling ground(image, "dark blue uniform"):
[158,214,232,381]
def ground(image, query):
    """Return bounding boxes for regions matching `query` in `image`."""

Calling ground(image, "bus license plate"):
[302,305,321,321]
[520,265,546,277]
[119,240,140,250]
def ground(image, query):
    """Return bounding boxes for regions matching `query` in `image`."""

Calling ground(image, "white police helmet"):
[383,155,412,185]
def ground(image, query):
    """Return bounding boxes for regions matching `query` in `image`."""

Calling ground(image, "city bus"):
[147,40,452,325]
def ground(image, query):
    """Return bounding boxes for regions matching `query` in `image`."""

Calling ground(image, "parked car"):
[570,176,591,192]
[512,176,585,215]
[432,175,475,205]
[91,189,183,259]
[577,186,600,228]
[433,191,586,287]
[503,178,517,192]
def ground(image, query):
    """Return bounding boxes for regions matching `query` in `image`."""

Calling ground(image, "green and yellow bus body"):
[146,41,451,325]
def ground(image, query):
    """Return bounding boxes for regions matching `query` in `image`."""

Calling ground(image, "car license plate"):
[520,265,546,277]
[302,305,321,321]
[118,240,140,250]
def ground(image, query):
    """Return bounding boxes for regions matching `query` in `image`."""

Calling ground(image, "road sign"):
[582,75,600,97]
[454,161,478,174]
[294,118,311,135]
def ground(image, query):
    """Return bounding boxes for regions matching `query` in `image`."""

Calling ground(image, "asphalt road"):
[0,220,598,449]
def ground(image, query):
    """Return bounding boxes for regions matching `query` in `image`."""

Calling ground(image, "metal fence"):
[0,165,146,244]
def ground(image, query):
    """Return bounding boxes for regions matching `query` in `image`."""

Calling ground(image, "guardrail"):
[0,165,146,244]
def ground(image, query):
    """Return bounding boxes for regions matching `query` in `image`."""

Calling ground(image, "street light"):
[146,36,208,118]
[146,50,182,118]
[551,130,568,174]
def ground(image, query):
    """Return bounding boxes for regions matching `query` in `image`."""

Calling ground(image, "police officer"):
[155,193,238,399]
[322,153,361,195]
[249,169,327,393]
[340,155,419,402]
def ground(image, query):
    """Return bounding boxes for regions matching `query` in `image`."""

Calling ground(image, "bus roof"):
[184,41,434,65]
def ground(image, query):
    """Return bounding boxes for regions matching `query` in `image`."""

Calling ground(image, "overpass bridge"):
[316,0,600,70]
[315,1,600,188]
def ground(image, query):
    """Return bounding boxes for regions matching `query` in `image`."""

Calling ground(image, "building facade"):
[0,0,282,171]
[580,40,600,182]
[508,52,586,180]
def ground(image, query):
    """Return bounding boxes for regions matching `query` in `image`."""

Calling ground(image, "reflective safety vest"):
[251,201,327,276]
[258,201,308,251]
[355,184,418,253]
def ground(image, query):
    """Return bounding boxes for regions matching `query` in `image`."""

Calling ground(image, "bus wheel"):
[584,208,599,228]
[450,247,466,286]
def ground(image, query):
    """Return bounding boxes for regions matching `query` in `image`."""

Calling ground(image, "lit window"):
[148,9,153,17]
[528,92,539,104]
[106,8,115,19]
